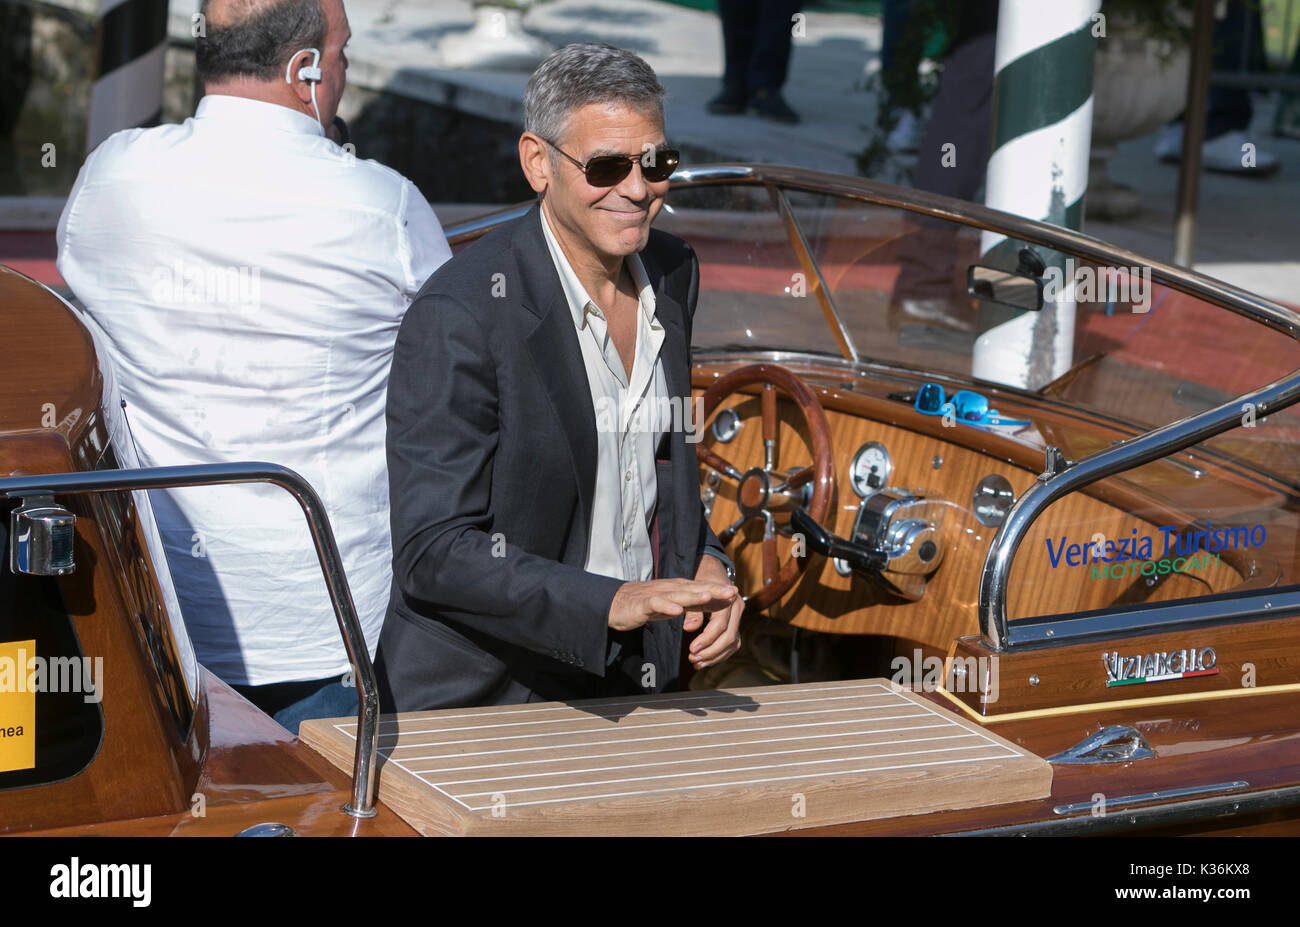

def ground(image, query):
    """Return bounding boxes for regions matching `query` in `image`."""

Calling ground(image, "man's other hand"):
[608,579,737,633]
[685,556,744,670]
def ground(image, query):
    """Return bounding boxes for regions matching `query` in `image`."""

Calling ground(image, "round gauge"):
[850,442,892,497]
[711,407,742,443]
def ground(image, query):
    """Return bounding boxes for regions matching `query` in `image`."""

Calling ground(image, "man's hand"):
[685,556,744,670]
[608,579,737,633]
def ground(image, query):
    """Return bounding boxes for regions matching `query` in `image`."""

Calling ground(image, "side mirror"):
[967,265,1045,312]
[967,246,1047,312]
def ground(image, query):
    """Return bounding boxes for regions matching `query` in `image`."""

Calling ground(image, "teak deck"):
[300,679,1053,836]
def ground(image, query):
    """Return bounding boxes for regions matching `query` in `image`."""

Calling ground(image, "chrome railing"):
[977,371,1300,649]
[0,462,379,818]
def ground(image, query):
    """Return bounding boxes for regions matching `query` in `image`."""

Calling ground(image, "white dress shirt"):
[540,206,668,582]
[56,94,451,686]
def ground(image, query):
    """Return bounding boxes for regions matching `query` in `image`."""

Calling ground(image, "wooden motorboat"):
[3,165,1299,836]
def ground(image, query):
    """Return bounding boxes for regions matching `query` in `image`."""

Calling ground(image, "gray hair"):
[524,43,666,146]
[196,0,327,84]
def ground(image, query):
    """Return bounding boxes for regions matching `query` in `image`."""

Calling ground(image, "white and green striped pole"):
[972,0,1100,390]
[88,0,170,150]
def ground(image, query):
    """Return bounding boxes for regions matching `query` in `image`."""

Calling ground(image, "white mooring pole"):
[972,0,1100,391]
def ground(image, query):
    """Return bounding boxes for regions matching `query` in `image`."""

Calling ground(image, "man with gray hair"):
[57,0,450,730]
[379,43,743,710]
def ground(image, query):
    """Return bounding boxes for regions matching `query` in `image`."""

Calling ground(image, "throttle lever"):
[790,509,888,572]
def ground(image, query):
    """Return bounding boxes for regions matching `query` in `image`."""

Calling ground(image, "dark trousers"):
[881,0,910,77]
[1174,0,1266,139]
[717,0,802,96]
[912,0,998,202]
[895,0,997,314]
[1206,0,1265,138]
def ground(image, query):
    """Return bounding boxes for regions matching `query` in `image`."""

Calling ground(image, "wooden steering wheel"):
[696,364,835,613]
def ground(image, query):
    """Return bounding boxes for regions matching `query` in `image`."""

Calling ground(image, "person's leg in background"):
[1155,0,1278,174]
[1204,0,1260,137]
[881,0,922,150]
[889,0,998,336]
[910,0,997,201]
[881,0,910,78]
[709,0,758,114]
[746,0,803,123]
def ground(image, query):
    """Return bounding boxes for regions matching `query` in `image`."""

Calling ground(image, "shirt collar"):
[195,93,325,138]
[539,205,657,332]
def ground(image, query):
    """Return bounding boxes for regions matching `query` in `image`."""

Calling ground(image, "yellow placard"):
[0,640,36,773]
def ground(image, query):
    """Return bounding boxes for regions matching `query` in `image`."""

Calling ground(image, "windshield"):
[661,175,1300,626]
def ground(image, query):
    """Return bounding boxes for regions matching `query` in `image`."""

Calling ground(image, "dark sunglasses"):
[543,138,680,186]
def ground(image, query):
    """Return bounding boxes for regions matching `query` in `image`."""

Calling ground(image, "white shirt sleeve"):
[398,179,453,297]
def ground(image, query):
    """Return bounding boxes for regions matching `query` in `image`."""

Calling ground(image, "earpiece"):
[285,48,322,85]
[284,47,324,131]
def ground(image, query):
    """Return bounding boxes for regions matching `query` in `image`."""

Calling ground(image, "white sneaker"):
[887,109,922,153]
[1201,130,1279,175]
[1153,123,1182,162]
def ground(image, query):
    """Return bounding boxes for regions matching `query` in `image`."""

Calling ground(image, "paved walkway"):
[257,0,1300,305]
[326,0,881,176]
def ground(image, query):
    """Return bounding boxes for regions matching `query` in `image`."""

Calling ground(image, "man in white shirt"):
[56,0,451,730]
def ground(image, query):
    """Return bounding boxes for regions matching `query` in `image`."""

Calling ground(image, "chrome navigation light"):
[9,496,76,576]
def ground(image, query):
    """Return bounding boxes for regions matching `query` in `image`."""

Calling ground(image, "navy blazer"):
[376,203,727,710]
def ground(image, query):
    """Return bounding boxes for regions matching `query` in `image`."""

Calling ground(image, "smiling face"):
[521,102,670,267]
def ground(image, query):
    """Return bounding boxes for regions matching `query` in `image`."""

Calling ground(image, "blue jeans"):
[232,674,360,735]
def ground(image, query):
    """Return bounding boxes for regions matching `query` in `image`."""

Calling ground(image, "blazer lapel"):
[642,244,690,410]
[517,206,599,538]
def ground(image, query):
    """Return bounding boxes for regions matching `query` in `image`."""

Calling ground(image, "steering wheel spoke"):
[771,465,814,493]
[717,512,750,547]
[762,383,778,472]
[697,446,745,483]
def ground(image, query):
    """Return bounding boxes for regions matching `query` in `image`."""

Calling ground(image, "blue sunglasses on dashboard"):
[914,383,1029,429]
